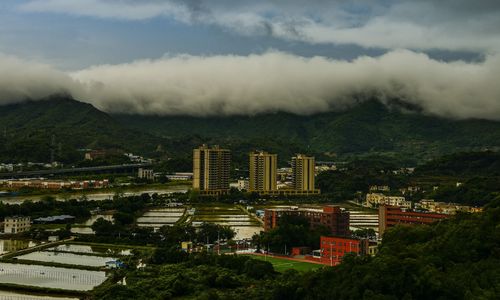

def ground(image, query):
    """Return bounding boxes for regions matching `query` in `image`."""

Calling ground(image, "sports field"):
[247,255,324,272]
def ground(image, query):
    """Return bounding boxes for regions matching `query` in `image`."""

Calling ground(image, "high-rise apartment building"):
[291,154,317,192]
[249,151,277,192]
[193,145,231,195]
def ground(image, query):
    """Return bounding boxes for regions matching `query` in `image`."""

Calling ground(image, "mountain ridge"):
[114,100,500,162]
[1,96,499,164]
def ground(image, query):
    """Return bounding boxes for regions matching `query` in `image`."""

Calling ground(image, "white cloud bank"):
[1,50,500,120]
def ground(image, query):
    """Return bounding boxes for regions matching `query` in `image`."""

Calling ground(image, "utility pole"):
[330,242,333,266]
[217,230,220,255]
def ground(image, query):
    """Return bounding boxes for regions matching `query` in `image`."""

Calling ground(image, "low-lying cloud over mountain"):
[1,50,500,120]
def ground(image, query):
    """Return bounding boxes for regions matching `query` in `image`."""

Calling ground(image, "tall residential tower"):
[249,151,277,193]
[291,154,317,193]
[193,145,231,195]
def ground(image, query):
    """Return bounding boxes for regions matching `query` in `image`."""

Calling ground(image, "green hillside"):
[115,100,500,164]
[1,96,500,165]
[0,95,165,162]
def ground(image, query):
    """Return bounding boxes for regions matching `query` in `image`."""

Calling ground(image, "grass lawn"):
[247,255,324,272]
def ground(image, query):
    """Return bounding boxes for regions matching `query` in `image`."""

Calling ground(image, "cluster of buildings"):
[365,193,412,209]
[137,168,193,181]
[2,214,78,234]
[264,205,376,265]
[263,200,481,266]
[366,192,481,215]
[415,199,482,214]
[192,145,320,196]
[84,149,152,164]
[1,179,109,190]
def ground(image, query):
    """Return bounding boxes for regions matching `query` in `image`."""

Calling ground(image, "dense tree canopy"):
[93,196,500,299]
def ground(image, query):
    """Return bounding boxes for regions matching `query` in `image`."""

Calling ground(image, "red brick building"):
[315,236,368,266]
[379,205,449,236]
[264,205,350,236]
[291,246,311,256]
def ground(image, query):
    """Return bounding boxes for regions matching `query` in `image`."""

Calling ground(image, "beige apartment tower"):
[249,151,277,192]
[193,145,231,195]
[291,154,316,192]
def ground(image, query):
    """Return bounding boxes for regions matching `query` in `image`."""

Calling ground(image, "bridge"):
[0,163,153,179]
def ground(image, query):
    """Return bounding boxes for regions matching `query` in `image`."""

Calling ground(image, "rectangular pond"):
[70,227,95,235]
[47,244,131,256]
[15,251,116,267]
[0,240,39,255]
[136,208,185,229]
[0,263,107,291]
[0,290,78,300]
[192,205,263,240]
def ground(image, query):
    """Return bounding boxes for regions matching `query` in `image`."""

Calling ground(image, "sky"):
[1,0,500,119]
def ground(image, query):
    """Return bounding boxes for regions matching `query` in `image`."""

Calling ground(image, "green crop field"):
[246,255,324,272]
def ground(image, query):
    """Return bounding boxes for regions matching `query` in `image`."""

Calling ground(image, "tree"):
[243,259,275,279]
[91,218,116,236]
[113,211,134,226]
[197,223,235,244]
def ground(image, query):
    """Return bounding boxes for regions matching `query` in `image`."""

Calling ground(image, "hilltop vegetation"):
[316,151,500,206]
[0,95,166,163]
[115,100,500,164]
[1,96,500,165]
[414,151,500,177]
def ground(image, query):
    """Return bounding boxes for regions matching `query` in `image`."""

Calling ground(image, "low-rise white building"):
[369,185,390,192]
[138,168,154,180]
[4,216,31,234]
[165,172,193,181]
[230,179,249,191]
[366,193,411,209]
[415,199,482,214]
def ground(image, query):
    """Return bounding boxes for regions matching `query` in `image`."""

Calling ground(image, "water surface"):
[0,263,106,291]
